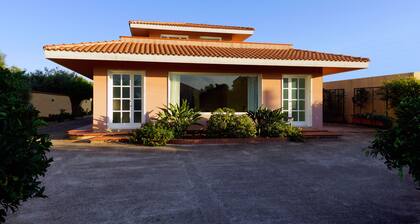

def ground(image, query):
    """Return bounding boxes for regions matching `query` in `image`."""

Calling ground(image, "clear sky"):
[1,0,419,81]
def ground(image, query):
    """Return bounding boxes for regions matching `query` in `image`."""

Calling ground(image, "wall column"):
[92,67,108,131]
[311,74,323,129]
[145,68,168,120]
[261,73,282,109]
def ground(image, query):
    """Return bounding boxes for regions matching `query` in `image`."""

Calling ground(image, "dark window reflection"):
[179,75,257,112]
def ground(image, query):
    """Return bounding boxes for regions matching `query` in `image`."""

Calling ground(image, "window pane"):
[299,89,305,99]
[134,100,142,110]
[122,112,130,123]
[283,89,288,99]
[292,101,298,110]
[292,89,297,99]
[113,87,121,98]
[299,79,305,88]
[283,78,288,88]
[292,111,298,121]
[113,100,121,110]
[134,112,142,123]
[291,78,297,88]
[283,100,288,110]
[122,100,130,110]
[122,87,130,98]
[122,75,130,86]
[178,74,258,112]
[134,75,142,86]
[113,112,121,123]
[113,75,121,85]
[299,112,305,121]
[299,100,305,110]
[134,87,141,98]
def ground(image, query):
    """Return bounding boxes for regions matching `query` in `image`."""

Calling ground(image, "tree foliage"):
[28,68,92,116]
[380,77,420,108]
[0,68,52,223]
[367,78,420,188]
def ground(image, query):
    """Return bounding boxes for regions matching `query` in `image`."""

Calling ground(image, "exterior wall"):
[92,68,108,131]
[90,62,326,131]
[311,75,323,129]
[261,73,282,109]
[324,72,419,122]
[31,92,72,117]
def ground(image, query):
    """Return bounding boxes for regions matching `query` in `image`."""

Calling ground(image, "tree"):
[0,52,5,68]
[0,67,52,223]
[367,78,420,189]
[28,68,93,116]
[380,77,420,108]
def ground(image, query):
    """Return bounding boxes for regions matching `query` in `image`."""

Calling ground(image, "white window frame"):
[281,74,312,127]
[200,36,222,41]
[168,72,262,116]
[160,34,189,40]
[107,70,146,130]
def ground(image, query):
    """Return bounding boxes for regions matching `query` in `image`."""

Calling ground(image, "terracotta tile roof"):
[129,20,255,31]
[44,39,369,63]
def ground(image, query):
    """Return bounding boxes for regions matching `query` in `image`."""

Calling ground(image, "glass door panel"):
[283,77,307,125]
[109,72,144,129]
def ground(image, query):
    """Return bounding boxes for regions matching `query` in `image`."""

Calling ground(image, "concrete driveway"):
[7,128,420,224]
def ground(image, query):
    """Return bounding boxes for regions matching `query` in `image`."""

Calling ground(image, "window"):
[200,36,222,41]
[170,73,259,112]
[282,76,308,123]
[160,34,189,40]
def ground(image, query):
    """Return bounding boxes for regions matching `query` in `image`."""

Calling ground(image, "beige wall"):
[311,75,324,129]
[324,72,419,122]
[31,92,72,117]
[91,62,327,131]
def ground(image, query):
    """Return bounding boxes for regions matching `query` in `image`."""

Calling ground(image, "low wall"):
[31,92,72,117]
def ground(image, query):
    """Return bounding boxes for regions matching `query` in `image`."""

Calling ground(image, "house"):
[43,20,369,131]
[324,72,419,122]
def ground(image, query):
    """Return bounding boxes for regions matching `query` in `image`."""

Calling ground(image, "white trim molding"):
[44,50,369,69]
[129,23,254,35]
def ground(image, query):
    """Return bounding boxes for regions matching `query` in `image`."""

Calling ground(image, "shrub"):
[130,123,174,146]
[0,68,52,223]
[247,106,288,136]
[207,108,256,138]
[156,100,201,138]
[380,77,420,108]
[265,122,304,142]
[367,96,420,188]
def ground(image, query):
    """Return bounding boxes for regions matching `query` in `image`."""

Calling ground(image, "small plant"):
[130,123,174,146]
[265,122,304,142]
[156,100,201,138]
[247,106,288,136]
[207,108,256,138]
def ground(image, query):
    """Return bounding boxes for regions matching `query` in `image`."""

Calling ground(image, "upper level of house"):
[129,20,255,41]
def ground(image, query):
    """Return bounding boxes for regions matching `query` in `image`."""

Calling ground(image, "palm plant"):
[156,100,201,138]
[247,106,288,136]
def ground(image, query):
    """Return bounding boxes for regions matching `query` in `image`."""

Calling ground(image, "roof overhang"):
[44,50,369,69]
[129,23,255,35]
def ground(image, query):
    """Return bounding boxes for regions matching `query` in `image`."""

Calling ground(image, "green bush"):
[130,123,174,146]
[247,106,288,136]
[207,108,256,138]
[367,96,420,188]
[156,100,201,138]
[265,122,304,142]
[0,68,52,223]
[380,77,420,108]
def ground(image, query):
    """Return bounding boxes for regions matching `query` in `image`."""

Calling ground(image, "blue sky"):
[1,0,419,81]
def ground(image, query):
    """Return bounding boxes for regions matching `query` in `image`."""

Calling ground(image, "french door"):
[108,71,145,129]
[282,75,311,127]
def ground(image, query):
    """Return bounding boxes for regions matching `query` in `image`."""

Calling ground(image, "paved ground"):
[39,116,92,139]
[7,127,420,224]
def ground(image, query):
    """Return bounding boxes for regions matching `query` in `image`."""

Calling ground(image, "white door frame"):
[282,74,312,127]
[107,70,146,130]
